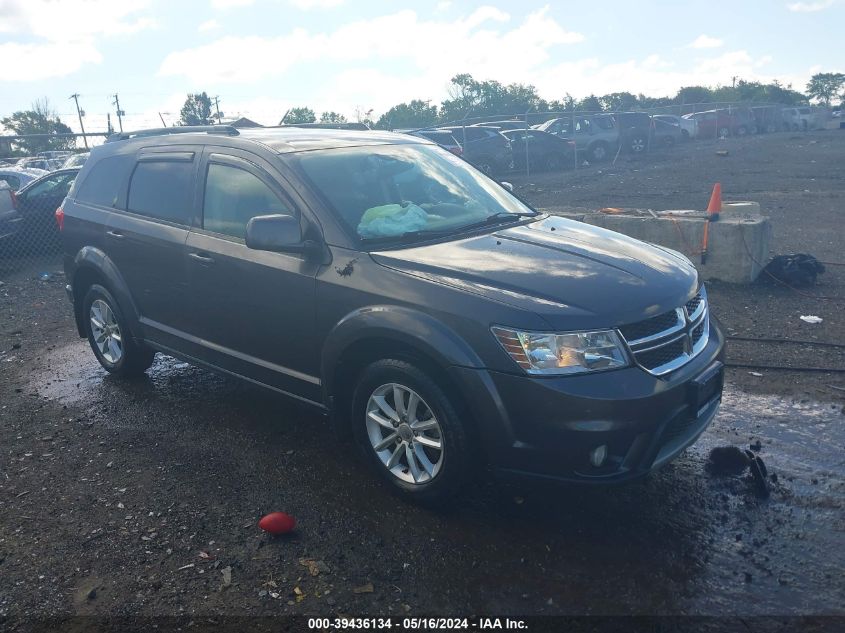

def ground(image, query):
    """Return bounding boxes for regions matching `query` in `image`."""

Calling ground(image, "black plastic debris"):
[706,446,750,475]
[745,449,770,498]
[762,254,825,287]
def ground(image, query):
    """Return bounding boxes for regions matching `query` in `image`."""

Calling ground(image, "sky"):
[0,0,841,135]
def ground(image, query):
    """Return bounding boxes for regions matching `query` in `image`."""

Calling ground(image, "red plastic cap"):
[55,207,65,231]
[258,512,296,534]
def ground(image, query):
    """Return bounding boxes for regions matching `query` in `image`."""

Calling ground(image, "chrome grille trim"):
[617,288,710,376]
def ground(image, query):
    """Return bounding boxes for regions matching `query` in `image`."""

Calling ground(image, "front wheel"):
[588,142,609,162]
[352,359,473,504]
[83,285,155,376]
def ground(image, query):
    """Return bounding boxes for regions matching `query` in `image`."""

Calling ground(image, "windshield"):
[292,143,534,243]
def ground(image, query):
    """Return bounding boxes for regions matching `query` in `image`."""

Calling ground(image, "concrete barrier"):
[543,204,771,284]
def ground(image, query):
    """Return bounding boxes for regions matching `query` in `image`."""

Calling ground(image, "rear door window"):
[0,175,21,190]
[127,155,194,225]
[202,161,290,239]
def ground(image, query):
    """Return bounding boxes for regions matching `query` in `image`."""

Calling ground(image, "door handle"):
[188,252,215,265]
[106,230,124,239]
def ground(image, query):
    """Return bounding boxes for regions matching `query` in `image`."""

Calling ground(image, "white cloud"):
[0,0,154,81]
[0,40,102,81]
[159,6,584,86]
[211,0,254,8]
[435,1,452,13]
[198,19,221,32]
[0,0,155,41]
[289,0,344,8]
[787,0,835,11]
[689,34,723,49]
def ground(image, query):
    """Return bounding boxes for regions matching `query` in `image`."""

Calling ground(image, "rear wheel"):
[588,142,609,162]
[629,134,648,154]
[352,359,473,504]
[83,285,155,376]
[718,126,731,138]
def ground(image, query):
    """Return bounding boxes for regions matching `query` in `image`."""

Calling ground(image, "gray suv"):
[59,126,724,503]
[535,114,619,162]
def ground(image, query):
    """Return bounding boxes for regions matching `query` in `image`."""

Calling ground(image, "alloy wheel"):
[89,299,123,364]
[365,383,444,485]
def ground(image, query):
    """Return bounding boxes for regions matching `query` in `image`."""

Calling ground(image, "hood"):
[371,215,699,331]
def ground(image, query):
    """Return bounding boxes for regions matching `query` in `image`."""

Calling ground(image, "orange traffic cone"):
[706,183,722,220]
[701,183,722,265]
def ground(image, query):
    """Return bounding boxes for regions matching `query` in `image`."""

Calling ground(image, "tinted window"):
[0,175,21,190]
[203,163,289,239]
[76,155,133,208]
[127,160,193,224]
[25,172,76,198]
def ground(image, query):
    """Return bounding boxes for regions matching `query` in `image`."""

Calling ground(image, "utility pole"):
[107,113,113,135]
[69,93,89,149]
[158,112,167,127]
[213,96,222,124]
[112,94,124,132]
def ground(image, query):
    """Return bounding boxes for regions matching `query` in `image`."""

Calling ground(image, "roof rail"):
[105,125,240,143]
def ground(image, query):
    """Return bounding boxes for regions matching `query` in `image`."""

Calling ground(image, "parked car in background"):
[0,181,22,247]
[14,167,80,247]
[536,114,618,162]
[61,152,90,169]
[37,151,72,160]
[683,108,754,138]
[501,129,576,171]
[0,168,49,191]
[437,126,513,174]
[651,117,683,146]
[408,130,463,156]
[472,120,528,131]
[16,157,61,171]
[653,114,697,139]
[612,112,655,154]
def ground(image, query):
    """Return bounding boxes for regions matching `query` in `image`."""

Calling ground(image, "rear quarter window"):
[75,155,133,208]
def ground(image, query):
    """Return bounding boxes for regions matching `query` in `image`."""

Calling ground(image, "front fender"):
[71,246,141,339]
[320,305,484,399]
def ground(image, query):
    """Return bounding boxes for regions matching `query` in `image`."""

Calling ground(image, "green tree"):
[375,100,438,130]
[319,111,347,124]
[439,73,544,122]
[282,107,316,124]
[0,98,75,154]
[599,92,639,112]
[806,72,845,105]
[179,92,213,126]
[576,95,603,112]
[675,86,713,105]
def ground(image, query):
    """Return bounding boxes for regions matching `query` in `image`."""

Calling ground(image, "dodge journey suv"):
[60,125,724,503]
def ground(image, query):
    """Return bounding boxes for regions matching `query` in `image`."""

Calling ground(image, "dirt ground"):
[0,131,843,628]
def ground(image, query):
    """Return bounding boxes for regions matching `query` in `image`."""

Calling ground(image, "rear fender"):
[71,247,141,340]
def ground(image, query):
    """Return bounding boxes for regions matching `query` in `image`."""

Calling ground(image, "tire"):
[629,134,648,154]
[82,284,155,376]
[475,158,494,175]
[588,142,609,162]
[718,126,730,138]
[681,129,690,140]
[351,359,473,504]
[736,125,748,137]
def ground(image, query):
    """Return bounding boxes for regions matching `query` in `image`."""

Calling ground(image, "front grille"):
[618,289,709,376]
[618,309,681,342]
[636,336,687,371]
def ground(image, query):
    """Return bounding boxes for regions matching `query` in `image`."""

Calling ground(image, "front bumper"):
[450,320,725,484]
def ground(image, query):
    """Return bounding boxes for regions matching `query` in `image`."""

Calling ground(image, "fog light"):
[589,445,608,468]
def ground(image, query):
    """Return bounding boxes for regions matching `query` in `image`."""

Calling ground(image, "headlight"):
[492,326,629,375]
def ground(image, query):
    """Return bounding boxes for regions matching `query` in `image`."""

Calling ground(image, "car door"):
[18,171,77,231]
[103,147,198,342]
[184,148,321,402]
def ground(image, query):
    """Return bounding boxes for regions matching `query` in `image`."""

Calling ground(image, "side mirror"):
[245,214,307,253]
[500,181,514,192]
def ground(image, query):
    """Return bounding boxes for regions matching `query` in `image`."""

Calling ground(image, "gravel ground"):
[0,131,843,627]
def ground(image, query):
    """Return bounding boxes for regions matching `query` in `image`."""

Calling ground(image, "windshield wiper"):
[359,212,537,246]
